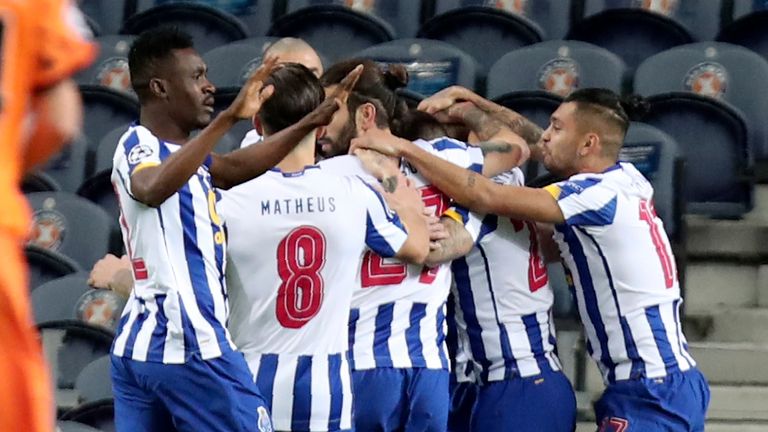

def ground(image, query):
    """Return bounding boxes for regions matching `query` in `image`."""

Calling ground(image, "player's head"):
[318,59,407,158]
[540,88,648,177]
[256,63,324,138]
[396,109,447,141]
[128,27,215,131]
[263,38,324,78]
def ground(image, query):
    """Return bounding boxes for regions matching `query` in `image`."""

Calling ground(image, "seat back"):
[26,246,82,291]
[31,273,92,324]
[354,38,478,95]
[433,0,574,39]
[22,172,61,194]
[719,0,768,61]
[75,35,136,97]
[635,42,768,162]
[122,2,248,53]
[75,356,113,405]
[78,0,129,35]
[57,420,103,432]
[643,93,753,217]
[287,0,422,38]
[59,400,115,432]
[26,192,120,269]
[418,6,543,77]
[77,172,121,233]
[487,40,626,100]
[201,37,277,91]
[269,4,394,63]
[135,0,275,35]
[41,135,89,193]
[79,85,139,175]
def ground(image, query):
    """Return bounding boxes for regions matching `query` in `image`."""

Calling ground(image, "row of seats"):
[78,0,768,70]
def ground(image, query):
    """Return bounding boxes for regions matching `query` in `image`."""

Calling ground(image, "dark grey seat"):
[354,38,478,96]
[60,400,115,432]
[134,0,276,36]
[75,355,113,405]
[286,0,422,38]
[26,245,82,291]
[31,273,92,324]
[78,0,130,35]
[57,420,103,432]
[718,0,768,62]
[40,135,89,193]
[22,171,62,194]
[75,35,136,97]
[201,37,278,92]
[26,192,121,269]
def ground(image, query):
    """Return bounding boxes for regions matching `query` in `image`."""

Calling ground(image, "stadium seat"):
[75,289,128,332]
[201,37,278,91]
[418,5,543,78]
[285,0,423,38]
[31,273,92,324]
[60,400,115,432]
[431,0,575,40]
[353,38,478,96]
[567,0,722,72]
[22,171,61,194]
[486,40,626,100]
[92,126,128,177]
[75,355,113,405]
[134,0,276,36]
[268,4,395,63]
[57,420,103,432]
[75,35,136,97]
[39,320,114,411]
[635,42,768,179]
[39,135,88,193]
[77,172,120,234]
[26,245,82,291]
[26,192,121,269]
[718,0,768,61]
[121,2,248,54]
[80,85,139,175]
[643,92,753,218]
[78,0,130,36]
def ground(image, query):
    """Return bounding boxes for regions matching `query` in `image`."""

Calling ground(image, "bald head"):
[264,38,324,77]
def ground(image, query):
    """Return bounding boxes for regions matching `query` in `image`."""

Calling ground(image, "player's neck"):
[139,107,190,144]
[274,131,316,173]
[576,157,618,175]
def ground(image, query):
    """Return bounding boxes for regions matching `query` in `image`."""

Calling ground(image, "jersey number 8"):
[276,226,326,329]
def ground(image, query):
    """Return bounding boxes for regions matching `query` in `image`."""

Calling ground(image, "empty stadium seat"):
[134,0,276,36]
[486,40,626,100]
[354,38,478,96]
[60,400,116,432]
[40,135,89,193]
[431,0,575,40]
[121,2,248,54]
[75,356,113,405]
[80,85,139,175]
[77,172,120,233]
[719,0,768,62]
[635,42,768,179]
[26,192,121,269]
[78,0,130,35]
[567,0,722,71]
[26,246,82,291]
[31,273,92,324]
[643,93,753,218]
[39,321,114,411]
[201,37,278,91]
[57,420,103,432]
[75,35,136,96]
[93,126,128,177]
[269,4,394,63]
[286,0,423,38]
[22,172,61,194]
[418,5,543,77]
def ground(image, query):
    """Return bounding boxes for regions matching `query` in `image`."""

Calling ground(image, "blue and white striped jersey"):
[111,124,235,364]
[544,162,696,384]
[221,166,409,431]
[452,169,562,384]
[319,137,484,372]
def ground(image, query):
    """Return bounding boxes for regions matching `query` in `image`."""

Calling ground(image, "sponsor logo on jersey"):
[97,57,132,93]
[30,208,67,251]
[257,406,273,432]
[128,144,155,165]
[537,58,580,96]
[637,0,678,16]
[684,61,728,99]
[75,289,126,331]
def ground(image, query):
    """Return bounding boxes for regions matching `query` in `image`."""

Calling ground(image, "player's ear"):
[149,78,167,99]
[355,102,377,131]
[581,133,599,157]
[315,126,326,140]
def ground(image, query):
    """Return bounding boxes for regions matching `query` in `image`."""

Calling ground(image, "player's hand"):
[349,127,407,158]
[417,85,472,115]
[425,209,448,250]
[224,56,278,120]
[353,148,399,183]
[304,64,363,127]
[381,174,424,215]
[430,101,478,125]
[88,254,130,289]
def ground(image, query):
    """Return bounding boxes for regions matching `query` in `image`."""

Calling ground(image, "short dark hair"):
[396,109,447,141]
[128,27,194,100]
[259,63,325,134]
[320,58,408,129]
[564,88,649,137]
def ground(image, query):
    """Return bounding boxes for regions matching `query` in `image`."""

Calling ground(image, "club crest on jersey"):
[30,206,67,251]
[257,406,273,432]
[684,61,728,99]
[128,144,155,165]
[636,0,678,16]
[96,57,132,94]
[538,58,580,96]
[75,289,127,331]
[489,0,527,15]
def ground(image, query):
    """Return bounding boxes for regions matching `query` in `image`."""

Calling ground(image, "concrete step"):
[705,308,768,343]
[709,385,768,422]
[689,342,768,385]
[685,216,768,261]
[684,263,762,312]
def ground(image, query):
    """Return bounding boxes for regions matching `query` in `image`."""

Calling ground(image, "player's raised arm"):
[350,129,565,224]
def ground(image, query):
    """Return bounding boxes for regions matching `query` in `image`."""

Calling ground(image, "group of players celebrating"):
[95,27,710,432]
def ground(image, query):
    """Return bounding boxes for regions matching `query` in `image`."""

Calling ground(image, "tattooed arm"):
[424,216,474,267]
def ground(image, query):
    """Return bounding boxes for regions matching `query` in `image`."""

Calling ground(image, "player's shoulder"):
[318,155,378,183]
[414,136,469,152]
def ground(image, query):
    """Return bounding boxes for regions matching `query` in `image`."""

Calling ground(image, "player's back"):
[221,165,408,431]
[547,162,695,383]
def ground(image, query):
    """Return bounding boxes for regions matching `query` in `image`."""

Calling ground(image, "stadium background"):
[27,1,768,430]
